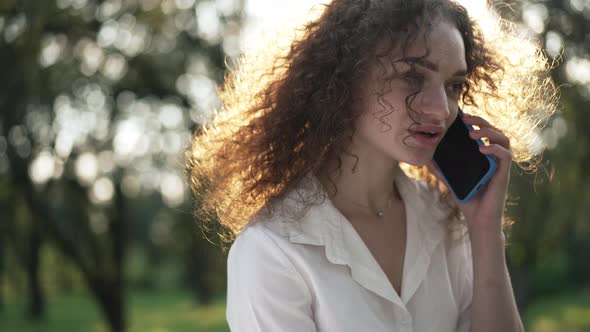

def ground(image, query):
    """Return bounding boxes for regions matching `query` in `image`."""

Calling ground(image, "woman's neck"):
[316,153,402,214]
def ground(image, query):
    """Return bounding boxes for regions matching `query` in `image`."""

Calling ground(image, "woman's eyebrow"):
[402,56,468,77]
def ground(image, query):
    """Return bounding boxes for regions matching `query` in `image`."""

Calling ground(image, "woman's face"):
[352,19,468,167]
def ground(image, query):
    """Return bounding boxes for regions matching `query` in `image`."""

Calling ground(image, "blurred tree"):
[0,177,9,312]
[0,179,46,319]
[177,207,227,304]
[0,0,243,331]
[493,0,590,310]
[25,216,44,319]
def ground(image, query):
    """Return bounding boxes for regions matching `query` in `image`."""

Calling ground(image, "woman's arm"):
[430,113,524,332]
[468,228,524,332]
[459,113,523,332]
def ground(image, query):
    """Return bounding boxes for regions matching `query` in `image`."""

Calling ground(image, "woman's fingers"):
[479,144,512,162]
[469,127,511,151]
[463,113,511,152]
[479,143,513,181]
[462,113,512,179]
[462,113,494,129]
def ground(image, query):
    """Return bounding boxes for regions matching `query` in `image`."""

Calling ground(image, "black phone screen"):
[433,113,491,200]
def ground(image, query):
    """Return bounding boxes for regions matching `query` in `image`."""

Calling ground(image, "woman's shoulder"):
[227,220,290,275]
[228,211,303,262]
[401,172,456,221]
[401,171,470,247]
[230,217,286,254]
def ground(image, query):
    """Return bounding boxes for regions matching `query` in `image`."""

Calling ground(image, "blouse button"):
[394,308,411,326]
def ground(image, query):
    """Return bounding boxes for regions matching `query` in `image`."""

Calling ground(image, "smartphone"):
[433,108,497,203]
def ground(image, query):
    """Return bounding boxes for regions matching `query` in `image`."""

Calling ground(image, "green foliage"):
[0,0,242,330]
[530,250,571,296]
[0,291,230,332]
[525,288,590,332]
[497,0,590,300]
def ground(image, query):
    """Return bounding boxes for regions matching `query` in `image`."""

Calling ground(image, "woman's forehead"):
[373,20,467,75]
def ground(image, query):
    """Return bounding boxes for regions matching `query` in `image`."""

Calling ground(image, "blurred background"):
[0,0,588,331]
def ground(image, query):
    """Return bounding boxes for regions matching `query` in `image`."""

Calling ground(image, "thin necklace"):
[339,184,400,218]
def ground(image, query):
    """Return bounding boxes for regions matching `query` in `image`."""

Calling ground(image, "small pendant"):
[377,210,384,217]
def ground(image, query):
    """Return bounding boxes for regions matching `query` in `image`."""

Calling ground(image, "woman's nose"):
[419,84,450,121]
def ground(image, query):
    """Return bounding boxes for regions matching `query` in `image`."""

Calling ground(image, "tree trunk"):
[88,182,128,332]
[90,279,126,332]
[0,236,4,312]
[26,220,45,319]
[15,173,128,332]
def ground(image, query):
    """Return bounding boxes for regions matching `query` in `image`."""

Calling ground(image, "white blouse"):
[226,169,473,332]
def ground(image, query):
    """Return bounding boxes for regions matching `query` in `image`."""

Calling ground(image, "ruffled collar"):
[261,167,450,308]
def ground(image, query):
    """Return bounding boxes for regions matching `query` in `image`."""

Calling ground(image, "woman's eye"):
[403,70,424,87]
[447,81,465,96]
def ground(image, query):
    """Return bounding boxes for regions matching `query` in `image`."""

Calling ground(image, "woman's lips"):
[408,130,443,147]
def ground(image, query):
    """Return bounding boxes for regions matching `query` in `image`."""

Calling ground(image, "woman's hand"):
[428,113,512,237]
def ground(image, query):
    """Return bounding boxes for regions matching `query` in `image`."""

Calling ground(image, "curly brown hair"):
[186,0,558,244]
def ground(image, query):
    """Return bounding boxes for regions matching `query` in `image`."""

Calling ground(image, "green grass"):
[3,288,590,332]
[525,288,590,332]
[0,290,230,332]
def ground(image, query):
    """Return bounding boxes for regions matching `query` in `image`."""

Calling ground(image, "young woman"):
[186,0,557,331]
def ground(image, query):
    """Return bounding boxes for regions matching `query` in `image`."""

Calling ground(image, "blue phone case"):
[433,111,497,203]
